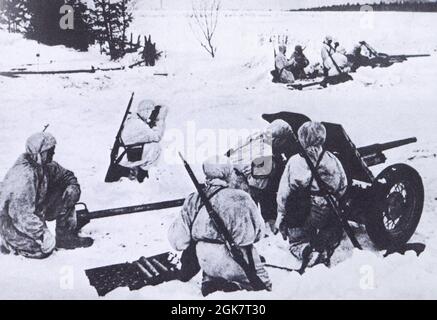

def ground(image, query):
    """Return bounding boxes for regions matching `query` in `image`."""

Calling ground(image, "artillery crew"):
[0,132,93,259]
[0,104,424,298]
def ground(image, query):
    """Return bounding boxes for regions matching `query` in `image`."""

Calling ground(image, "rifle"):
[326,42,351,78]
[178,152,267,291]
[289,131,362,250]
[104,93,135,182]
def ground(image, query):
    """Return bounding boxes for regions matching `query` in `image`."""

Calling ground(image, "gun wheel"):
[382,183,408,230]
[366,164,424,249]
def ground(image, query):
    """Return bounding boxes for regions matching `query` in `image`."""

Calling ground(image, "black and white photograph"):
[0,0,436,302]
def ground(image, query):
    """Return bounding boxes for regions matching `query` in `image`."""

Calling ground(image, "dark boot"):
[0,244,10,255]
[201,277,242,297]
[105,163,131,183]
[137,168,149,183]
[57,233,94,250]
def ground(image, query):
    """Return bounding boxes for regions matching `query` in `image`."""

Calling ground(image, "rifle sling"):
[136,112,147,124]
[196,186,266,291]
[326,43,344,75]
[189,186,228,234]
[293,133,361,249]
[307,150,327,196]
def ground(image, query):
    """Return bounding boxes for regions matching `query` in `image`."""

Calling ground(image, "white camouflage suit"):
[275,122,348,259]
[275,45,296,83]
[228,120,293,222]
[0,133,80,259]
[168,156,272,292]
[229,120,293,192]
[321,40,351,76]
[121,100,168,170]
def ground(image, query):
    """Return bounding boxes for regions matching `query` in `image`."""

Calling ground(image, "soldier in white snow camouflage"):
[168,156,272,296]
[121,99,168,182]
[274,122,348,265]
[0,132,93,259]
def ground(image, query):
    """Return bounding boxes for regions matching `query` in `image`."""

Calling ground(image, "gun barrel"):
[358,137,417,157]
[85,198,185,220]
[390,54,430,59]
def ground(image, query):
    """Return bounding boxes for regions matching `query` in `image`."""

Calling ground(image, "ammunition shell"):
[133,261,153,279]
[140,257,160,276]
[151,258,169,273]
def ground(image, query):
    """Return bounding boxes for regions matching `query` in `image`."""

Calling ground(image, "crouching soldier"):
[0,132,93,259]
[289,45,310,80]
[168,156,272,296]
[321,36,351,77]
[347,44,372,72]
[120,100,168,182]
[228,120,293,226]
[273,122,348,267]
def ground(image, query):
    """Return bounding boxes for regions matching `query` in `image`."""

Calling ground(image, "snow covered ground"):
[0,10,436,299]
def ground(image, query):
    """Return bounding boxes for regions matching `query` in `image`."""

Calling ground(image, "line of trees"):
[0,0,139,59]
[294,1,437,12]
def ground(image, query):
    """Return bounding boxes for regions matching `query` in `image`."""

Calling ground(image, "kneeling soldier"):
[120,99,168,182]
[168,156,272,296]
[0,132,93,259]
[274,122,348,266]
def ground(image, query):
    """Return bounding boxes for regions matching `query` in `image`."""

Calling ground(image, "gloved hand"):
[40,229,56,254]
[62,185,81,208]
[241,165,251,177]
[273,220,280,235]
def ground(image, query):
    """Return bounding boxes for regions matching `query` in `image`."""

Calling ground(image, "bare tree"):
[189,0,220,58]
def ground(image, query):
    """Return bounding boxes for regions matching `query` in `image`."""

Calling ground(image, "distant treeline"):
[293,1,437,12]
